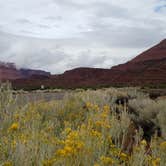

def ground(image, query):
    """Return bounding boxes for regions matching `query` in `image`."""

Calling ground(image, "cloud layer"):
[0,0,165,73]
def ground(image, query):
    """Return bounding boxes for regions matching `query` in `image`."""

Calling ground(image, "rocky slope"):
[0,62,22,80]
[0,62,50,81]
[110,39,166,85]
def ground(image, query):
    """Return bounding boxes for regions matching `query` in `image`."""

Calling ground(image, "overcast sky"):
[0,0,166,74]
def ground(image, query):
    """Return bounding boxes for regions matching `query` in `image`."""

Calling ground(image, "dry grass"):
[0,83,166,166]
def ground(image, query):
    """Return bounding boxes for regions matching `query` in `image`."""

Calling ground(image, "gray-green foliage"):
[129,97,166,139]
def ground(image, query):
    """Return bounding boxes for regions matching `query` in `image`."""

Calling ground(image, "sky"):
[0,0,166,74]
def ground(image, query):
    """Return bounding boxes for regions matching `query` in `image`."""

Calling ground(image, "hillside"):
[111,39,166,85]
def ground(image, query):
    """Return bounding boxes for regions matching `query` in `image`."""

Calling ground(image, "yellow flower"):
[11,140,17,149]
[76,141,84,150]
[43,159,56,166]
[100,112,107,119]
[64,146,73,154]
[86,102,92,108]
[152,157,161,166]
[19,134,28,145]
[95,120,111,129]
[9,123,19,131]
[14,113,20,120]
[56,149,66,157]
[111,147,121,156]
[95,121,102,127]
[56,143,82,157]
[103,105,110,112]
[94,164,100,166]
[108,136,113,144]
[160,141,166,150]
[94,104,100,111]
[86,102,100,111]
[90,130,101,138]
[56,130,84,157]
[67,131,79,140]
[141,139,147,146]
[100,156,114,165]
[133,145,141,152]
[3,161,13,166]
[119,152,129,161]
[64,127,72,134]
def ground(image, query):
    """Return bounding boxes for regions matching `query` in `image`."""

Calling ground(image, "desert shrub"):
[129,98,156,121]
[109,110,131,147]
[156,100,166,139]
[0,82,16,114]
[129,98,166,139]
[0,84,166,166]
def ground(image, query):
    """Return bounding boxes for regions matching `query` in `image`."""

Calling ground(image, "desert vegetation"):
[0,83,166,166]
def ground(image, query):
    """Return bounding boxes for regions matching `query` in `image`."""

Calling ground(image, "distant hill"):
[0,62,22,80]
[2,39,166,89]
[0,62,50,81]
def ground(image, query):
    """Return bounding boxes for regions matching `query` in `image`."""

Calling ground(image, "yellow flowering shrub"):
[0,84,166,166]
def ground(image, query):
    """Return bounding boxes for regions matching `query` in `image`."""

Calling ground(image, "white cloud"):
[0,0,165,73]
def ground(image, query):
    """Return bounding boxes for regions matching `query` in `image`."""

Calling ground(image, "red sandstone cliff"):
[0,62,50,81]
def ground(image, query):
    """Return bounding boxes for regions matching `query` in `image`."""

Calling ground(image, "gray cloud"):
[0,30,138,74]
[52,0,87,9]
[38,24,51,29]
[83,25,165,48]
[0,0,165,73]
[15,18,32,24]
[92,2,129,19]
[44,16,63,21]
[66,50,108,68]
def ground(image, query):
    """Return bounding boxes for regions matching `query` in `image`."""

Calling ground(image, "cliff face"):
[19,69,50,79]
[0,62,21,80]
[131,39,166,63]
[0,62,50,81]
[110,39,166,85]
